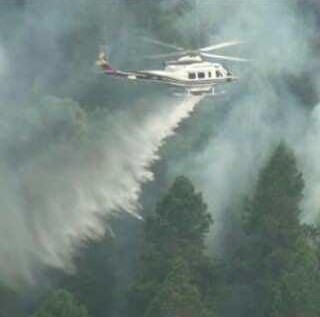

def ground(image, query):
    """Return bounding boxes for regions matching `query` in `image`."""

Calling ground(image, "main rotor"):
[142,37,248,63]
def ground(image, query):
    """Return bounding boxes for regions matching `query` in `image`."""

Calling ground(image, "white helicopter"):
[96,39,247,96]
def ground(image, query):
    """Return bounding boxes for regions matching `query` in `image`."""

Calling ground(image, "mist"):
[0,0,320,288]
[163,0,319,250]
[0,1,205,286]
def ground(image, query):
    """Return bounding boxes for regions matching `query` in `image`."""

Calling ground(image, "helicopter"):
[96,39,247,96]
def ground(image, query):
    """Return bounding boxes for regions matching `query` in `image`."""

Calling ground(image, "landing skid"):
[172,88,225,97]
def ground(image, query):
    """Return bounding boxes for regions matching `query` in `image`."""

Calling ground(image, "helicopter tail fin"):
[96,51,117,74]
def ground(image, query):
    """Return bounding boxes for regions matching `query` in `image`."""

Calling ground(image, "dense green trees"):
[29,143,320,317]
[129,176,216,317]
[32,290,89,317]
[23,142,320,317]
[0,284,23,317]
[144,257,206,317]
[227,143,320,317]
[4,1,320,317]
[57,235,116,317]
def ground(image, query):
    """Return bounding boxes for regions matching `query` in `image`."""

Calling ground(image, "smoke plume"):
[0,90,202,286]
[1,0,320,286]
[163,0,320,249]
[0,1,205,286]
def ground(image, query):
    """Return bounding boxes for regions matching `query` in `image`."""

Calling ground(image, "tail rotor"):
[96,46,117,74]
[96,47,109,67]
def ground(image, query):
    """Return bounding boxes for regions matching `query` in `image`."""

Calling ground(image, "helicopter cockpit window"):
[188,72,196,79]
[198,72,205,79]
[216,70,223,78]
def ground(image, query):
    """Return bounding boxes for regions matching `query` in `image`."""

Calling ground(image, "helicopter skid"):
[172,86,225,97]
[188,86,214,95]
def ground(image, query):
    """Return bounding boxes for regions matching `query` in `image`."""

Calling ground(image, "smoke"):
[1,0,320,287]
[297,104,320,224]
[1,88,204,286]
[0,46,6,78]
[162,0,319,249]
[0,1,206,286]
[0,87,202,285]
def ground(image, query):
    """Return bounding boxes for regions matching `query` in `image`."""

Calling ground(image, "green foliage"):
[32,289,89,317]
[0,284,23,317]
[129,176,216,317]
[59,236,116,317]
[141,176,213,286]
[271,238,320,317]
[230,143,320,317]
[244,142,303,245]
[147,176,212,252]
[144,257,209,317]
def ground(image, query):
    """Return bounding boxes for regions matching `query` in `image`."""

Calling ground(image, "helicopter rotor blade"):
[144,51,186,59]
[141,36,185,52]
[201,52,249,62]
[200,40,244,52]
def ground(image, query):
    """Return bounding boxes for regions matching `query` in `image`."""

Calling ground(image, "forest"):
[27,143,320,317]
[0,1,320,317]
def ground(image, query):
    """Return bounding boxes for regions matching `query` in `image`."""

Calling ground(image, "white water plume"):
[0,95,202,286]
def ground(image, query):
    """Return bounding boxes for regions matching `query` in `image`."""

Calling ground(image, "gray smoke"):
[0,1,204,286]
[164,0,319,248]
[298,103,320,224]
[1,0,320,286]
[0,78,202,286]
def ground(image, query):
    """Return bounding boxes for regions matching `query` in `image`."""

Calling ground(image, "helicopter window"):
[188,72,196,79]
[216,70,223,78]
[198,72,205,79]
[208,71,212,78]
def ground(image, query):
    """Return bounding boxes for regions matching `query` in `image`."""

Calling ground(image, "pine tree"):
[233,143,320,317]
[57,235,116,317]
[32,289,90,317]
[144,257,208,317]
[0,284,23,317]
[146,175,212,258]
[129,176,216,317]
